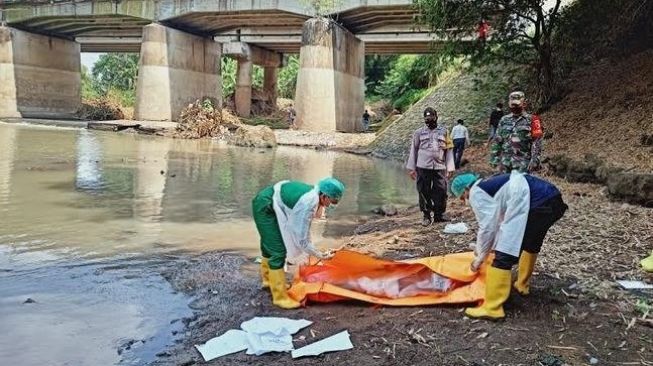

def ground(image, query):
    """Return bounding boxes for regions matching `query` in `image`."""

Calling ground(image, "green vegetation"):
[221,56,299,99]
[299,0,343,17]
[82,53,138,107]
[415,0,566,106]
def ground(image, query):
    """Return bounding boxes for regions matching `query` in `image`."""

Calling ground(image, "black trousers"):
[493,194,568,269]
[416,168,447,217]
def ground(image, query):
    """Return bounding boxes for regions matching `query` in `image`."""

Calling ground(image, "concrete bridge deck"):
[1,0,439,54]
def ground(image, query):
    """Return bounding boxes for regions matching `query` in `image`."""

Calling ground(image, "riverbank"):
[153,174,652,366]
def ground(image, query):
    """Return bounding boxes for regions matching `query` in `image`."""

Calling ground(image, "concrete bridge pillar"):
[223,42,283,117]
[0,26,80,119]
[134,23,221,122]
[295,19,365,132]
[264,66,279,109]
[235,58,253,118]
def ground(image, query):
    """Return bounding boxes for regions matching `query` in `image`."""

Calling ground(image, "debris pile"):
[77,97,125,121]
[175,98,231,139]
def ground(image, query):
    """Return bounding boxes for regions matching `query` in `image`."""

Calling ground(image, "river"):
[0,122,416,365]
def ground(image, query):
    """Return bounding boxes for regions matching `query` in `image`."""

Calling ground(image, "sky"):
[81,52,103,71]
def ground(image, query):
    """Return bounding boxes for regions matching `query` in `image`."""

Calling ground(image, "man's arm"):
[529,115,543,171]
[406,131,419,178]
[444,130,455,175]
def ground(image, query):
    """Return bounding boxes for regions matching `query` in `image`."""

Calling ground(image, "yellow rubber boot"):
[465,266,512,320]
[642,251,653,273]
[269,268,301,309]
[514,251,537,295]
[260,258,270,289]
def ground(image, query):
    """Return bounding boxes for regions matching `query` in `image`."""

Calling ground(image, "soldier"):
[489,91,543,173]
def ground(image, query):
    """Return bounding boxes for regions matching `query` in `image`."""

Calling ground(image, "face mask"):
[326,204,338,213]
[510,106,523,114]
[426,121,437,129]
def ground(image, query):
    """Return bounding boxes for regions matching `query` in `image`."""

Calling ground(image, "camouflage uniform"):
[490,113,542,173]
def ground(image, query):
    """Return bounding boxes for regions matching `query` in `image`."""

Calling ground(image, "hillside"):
[369,66,521,162]
[542,49,653,172]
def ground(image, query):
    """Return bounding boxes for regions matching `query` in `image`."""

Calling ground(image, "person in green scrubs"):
[252,177,345,309]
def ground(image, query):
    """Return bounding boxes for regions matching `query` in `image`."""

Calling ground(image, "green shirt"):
[280,181,314,209]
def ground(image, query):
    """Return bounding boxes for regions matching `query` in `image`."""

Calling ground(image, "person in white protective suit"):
[252,177,345,309]
[450,171,568,319]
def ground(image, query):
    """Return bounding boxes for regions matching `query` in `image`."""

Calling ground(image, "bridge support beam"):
[235,58,253,118]
[295,19,365,132]
[223,42,283,117]
[0,26,80,119]
[134,23,221,122]
[264,66,278,109]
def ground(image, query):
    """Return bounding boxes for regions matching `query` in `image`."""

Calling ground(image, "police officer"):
[406,107,455,226]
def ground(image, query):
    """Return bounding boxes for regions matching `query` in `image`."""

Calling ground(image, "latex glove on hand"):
[470,257,483,273]
[322,249,336,260]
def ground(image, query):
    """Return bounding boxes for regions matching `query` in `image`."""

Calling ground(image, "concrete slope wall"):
[370,66,516,162]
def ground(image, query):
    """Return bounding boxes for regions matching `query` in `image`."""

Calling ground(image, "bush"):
[77,97,125,121]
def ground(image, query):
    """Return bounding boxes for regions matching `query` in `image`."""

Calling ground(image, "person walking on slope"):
[490,92,543,173]
[451,119,470,169]
[252,177,345,309]
[406,107,455,227]
[450,172,568,319]
[488,102,504,143]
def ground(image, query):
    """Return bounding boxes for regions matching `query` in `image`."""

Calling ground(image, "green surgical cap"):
[317,177,345,200]
[451,173,479,198]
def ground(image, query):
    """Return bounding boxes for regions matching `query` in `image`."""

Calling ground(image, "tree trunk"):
[537,42,555,108]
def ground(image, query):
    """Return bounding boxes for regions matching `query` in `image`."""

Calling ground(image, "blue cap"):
[451,173,479,198]
[317,177,345,201]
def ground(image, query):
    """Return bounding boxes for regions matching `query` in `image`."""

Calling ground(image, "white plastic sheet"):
[291,331,354,358]
[194,317,313,361]
[194,329,248,361]
[241,317,313,356]
[443,222,469,234]
[617,280,653,289]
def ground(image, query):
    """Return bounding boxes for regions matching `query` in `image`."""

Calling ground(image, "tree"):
[415,0,565,106]
[299,0,344,17]
[365,55,399,95]
[91,53,139,93]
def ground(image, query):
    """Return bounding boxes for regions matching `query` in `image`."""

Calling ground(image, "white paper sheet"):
[241,317,313,356]
[194,329,248,361]
[617,280,653,289]
[194,317,313,360]
[443,222,469,234]
[291,331,354,358]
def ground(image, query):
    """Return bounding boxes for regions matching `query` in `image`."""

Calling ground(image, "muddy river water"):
[0,122,416,365]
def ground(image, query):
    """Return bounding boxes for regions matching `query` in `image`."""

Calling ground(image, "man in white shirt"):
[451,119,470,169]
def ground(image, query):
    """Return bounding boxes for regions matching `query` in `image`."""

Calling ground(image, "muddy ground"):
[150,173,652,366]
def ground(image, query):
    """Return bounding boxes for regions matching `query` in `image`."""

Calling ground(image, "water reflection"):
[0,125,16,206]
[0,123,415,262]
[75,129,104,191]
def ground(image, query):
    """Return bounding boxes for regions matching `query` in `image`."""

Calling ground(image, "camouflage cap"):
[509,91,525,106]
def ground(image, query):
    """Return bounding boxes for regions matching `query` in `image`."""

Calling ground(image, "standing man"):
[488,102,504,143]
[450,171,568,319]
[288,104,297,129]
[362,110,371,131]
[406,107,455,226]
[451,119,470,169]
[490,92,543,173]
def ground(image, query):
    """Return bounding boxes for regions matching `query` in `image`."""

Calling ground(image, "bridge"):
[0,0,452,132]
